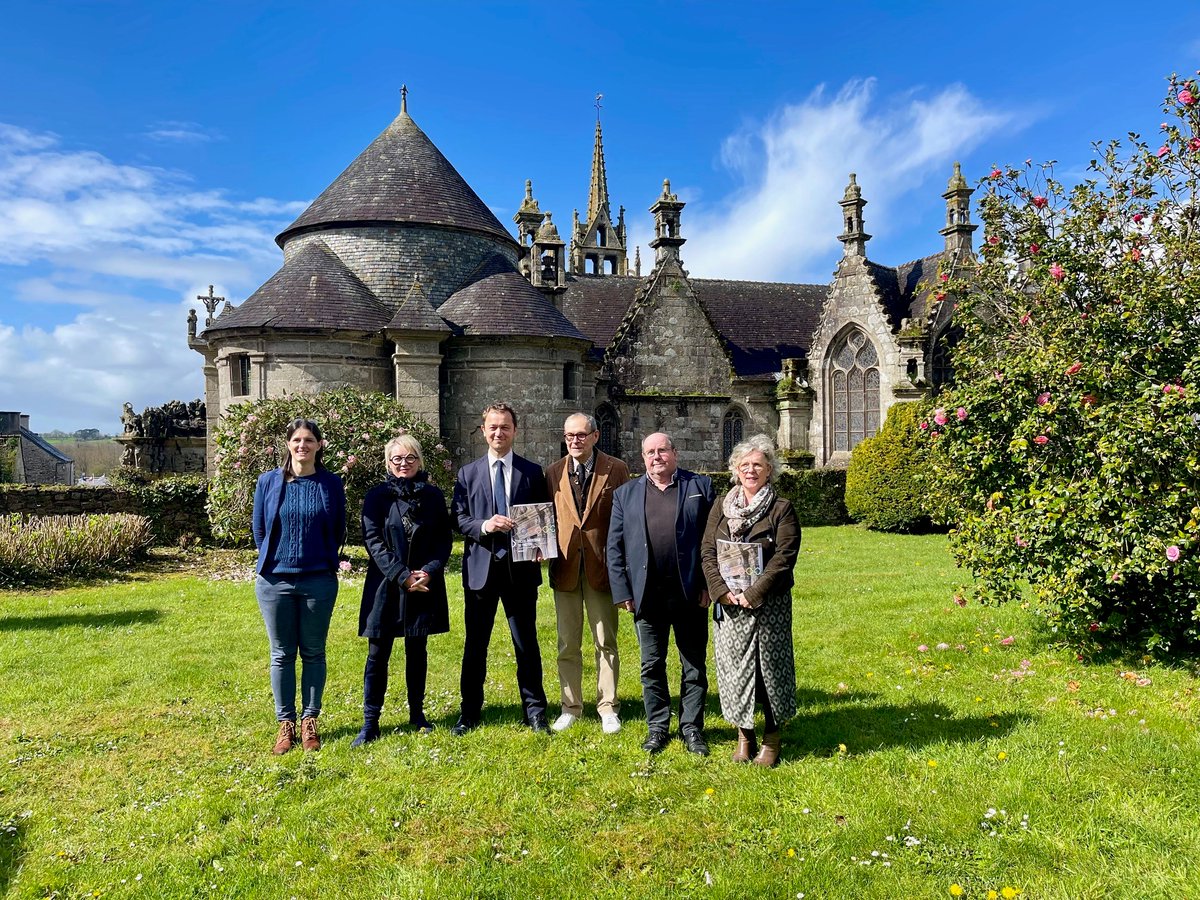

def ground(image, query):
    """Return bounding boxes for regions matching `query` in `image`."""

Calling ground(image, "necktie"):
[493,460,507,517]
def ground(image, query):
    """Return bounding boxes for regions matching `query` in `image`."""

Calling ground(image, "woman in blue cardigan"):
[252,418,346,754]
[352,434,451,746]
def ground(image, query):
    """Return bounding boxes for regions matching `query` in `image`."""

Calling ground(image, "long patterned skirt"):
[713,591,796,729]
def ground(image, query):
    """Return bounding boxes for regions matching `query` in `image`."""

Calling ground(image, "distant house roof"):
[277,110,517,249]
[204,241,391,333]
[559,274,827,375]
[21,428,72,463]
[439,255,588,342]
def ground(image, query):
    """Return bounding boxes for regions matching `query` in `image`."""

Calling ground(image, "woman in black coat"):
[352,434,451,746]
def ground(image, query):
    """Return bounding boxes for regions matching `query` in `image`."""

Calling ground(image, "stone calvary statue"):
[116,399,207,474]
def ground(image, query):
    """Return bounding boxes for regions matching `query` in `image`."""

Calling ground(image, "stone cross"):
[401,84,408,114]
[595,92,603,121]
[198,285,225,325]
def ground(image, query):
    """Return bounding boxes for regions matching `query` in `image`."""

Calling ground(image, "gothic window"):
[597,226,606,246]
[931,326,963,390]
[562,362,578,401]
[596,405,620,459]
[721,408,745,462]
[828,329,880,453]
[231,354,251,397]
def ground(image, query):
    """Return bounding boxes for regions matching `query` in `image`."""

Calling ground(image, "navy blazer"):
[251,466,347,575]
[606,468,716,614]
[452,453,549,592]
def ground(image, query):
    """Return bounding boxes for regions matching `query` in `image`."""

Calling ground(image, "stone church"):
[189,93,976,472]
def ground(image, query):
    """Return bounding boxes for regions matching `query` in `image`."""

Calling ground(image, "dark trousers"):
[459,565,548,722]
[362,635,428,721]
[634,601,709,732]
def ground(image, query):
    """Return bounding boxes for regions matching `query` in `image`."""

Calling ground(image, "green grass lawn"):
[2,527,1198,899]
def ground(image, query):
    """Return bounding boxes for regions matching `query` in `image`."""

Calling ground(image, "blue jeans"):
[255,572,338,721]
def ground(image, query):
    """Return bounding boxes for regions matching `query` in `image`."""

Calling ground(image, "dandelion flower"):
[997,751,1008,760]
[928,759,938,768]
[950,885,964,897]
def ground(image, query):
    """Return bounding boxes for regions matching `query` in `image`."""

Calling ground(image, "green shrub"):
[208,388,452,546]
[776,468,848,527]
[845,401,933,533]
[0,513,153,585]
[108,470,210,545]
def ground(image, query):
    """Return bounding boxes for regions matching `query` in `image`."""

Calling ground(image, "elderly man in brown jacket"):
[546,412,630,733]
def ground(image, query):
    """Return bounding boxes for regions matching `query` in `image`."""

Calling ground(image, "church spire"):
[570,94,628,276]
[586,98,611,223]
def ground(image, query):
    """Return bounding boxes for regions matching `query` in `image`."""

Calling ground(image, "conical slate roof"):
[439,254,588,341]
[277,110,516,248]
[387,278,451,333]
[204,241,390,333]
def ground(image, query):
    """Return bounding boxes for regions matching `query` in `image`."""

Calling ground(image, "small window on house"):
[596,405,620,459]
[722,408,745,462]
[232,354,251,397]
[563,363,578,401]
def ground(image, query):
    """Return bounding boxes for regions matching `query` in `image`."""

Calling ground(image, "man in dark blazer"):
[451,402,551,734]
[546,412,630,734]
[607,431,715,755]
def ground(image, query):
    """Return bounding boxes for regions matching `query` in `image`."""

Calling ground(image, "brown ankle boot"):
[732,728,757,763]
[300,716,321,752]
[272,719,297,755]
[752,731,781,767]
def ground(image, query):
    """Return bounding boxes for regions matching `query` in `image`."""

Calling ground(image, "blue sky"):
[2,1,1197,433]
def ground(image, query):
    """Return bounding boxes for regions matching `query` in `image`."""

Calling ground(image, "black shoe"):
[410,716,434,735]
[451,716,479,736]
[350,722,380,748]
[642,729,670,754]
[680,727,710,756]
[529,713,550,733]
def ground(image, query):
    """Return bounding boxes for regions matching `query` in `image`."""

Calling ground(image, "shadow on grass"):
[0,813,26,896]
[0,609,162,632]
[321,701,545,743]
[703,687,1031,757]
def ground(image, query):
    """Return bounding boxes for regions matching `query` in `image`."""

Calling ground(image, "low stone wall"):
[0,484,209,545]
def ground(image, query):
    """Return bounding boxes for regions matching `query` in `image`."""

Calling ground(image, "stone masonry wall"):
[0,486,208,545]
[287,227,519,310]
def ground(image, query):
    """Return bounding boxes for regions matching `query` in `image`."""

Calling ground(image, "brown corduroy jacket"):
[546,449,630,592]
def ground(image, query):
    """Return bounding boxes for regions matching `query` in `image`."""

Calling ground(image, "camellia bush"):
[208,388,452,545]
[928,74,1200,655]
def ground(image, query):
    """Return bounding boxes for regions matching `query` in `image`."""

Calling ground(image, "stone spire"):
[649,179,686,269]
[838,173,871,258]
[569,97,629,276]
[940,161,977,257]
[513,179,543,248]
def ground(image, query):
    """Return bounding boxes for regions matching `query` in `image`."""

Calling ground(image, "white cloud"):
[637,79,1015,282]
[0,122,299,431]
[144,120,223,143]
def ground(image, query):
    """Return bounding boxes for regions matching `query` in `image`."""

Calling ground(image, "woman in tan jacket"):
[701,434,801,766]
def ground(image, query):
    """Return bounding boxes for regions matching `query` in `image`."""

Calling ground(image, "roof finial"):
[595,92,603,122]
[400,84,408,114]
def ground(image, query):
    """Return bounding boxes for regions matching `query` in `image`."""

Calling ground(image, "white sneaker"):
[551,712,578,732]
[600,713,622,734]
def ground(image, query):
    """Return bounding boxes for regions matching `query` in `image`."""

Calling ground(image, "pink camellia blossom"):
[1032,195,1048,209]
[1033,435,1049,445]
[1157,145,1169,158]
[936,642,950,651]
[1015,536,1030,548]
[1180,88,1197,106]
[1131,247,1142,262]
[919,421,930,431]
[917,644,929,653]
[994,371,1005,382]
[940,273,949,283]
[1089,622,1100,632]
[1037,392,1051,405]
[264,446,274,455]
[933,408,948,426]
[935,291,946,302]
[1065,362,1083,376]
[1049,263,1065,281]
[1019,313,1031,326]
[987,234,1000,246]
[990,167,1002,178]
[999,636,1015,646]
[1132,213,1144,224]
[1029,242,1040,254]
[1166,545,1181,562]
[1190,137,1200,152]
[339,560,352,573]
[954,595,967,608]
[930,430,940,439]
[956,407,967,421]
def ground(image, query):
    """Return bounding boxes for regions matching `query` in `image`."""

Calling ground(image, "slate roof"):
[204,241,391,333]
[439,255,588,342]
[21,428,72,463]
[387,280,450,333]
[559,275,826,375]
[277,111,516,248]
[867,253,944,329]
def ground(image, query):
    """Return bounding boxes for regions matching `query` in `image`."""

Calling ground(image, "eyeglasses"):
[563,432,594,443]
[389,455,419,465]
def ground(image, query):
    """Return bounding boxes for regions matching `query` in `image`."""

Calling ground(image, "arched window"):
[596,405,620,459]
[931,326,962,390]
[829,329,881,453]
[721,408,745,463]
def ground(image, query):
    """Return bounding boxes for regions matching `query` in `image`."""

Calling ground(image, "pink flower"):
[233,461,241,470]
[987,235,1000,246]
[1032,195,1048,209]
[1015,536,1029,548]
[1131,247,1142,262]
[994,371,1006,382]
[1019,313,1032,326]
[1065,362,1082,376]
[919,421,930,431]
[1034,435,1049,445]
[1089,622,1100,632]
[936,642,950,651]
[917,644,929,653]
[956,407,968,421]
[1180,88,1196,106]
[1029,242,1040,254]
[1037,392,1051,405]
[1157,145,1169,158]
[1132,213,1143,224]
[1049,263,1065,281]
[990,167,1002,179]
[1166,545,1181,562]
[264,446,274,455]
[940,272,950,283]
[1190,137,1200,152]
[999,636,1015,646]
[935,291,947,302]
[933,408,948,426]
[954,595,967,608]
[339,560,352,573]
[1081,393,1097,406]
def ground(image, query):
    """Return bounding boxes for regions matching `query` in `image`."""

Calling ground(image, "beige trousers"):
[554,575,621,716]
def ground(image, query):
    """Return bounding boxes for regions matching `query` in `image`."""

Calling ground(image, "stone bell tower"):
[570,94,628,276]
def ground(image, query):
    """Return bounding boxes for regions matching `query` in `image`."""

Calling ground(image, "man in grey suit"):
[607,432,715,755]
